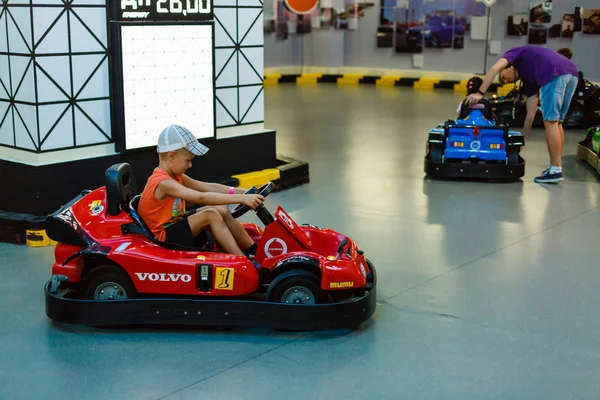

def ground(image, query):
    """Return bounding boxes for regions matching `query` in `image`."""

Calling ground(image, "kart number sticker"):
[264,238,288,258]
[277,209,295,230]
[89,200,104,215]
[215,267,234,290]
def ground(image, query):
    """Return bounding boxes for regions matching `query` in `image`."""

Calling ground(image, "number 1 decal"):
[215,267,234,290]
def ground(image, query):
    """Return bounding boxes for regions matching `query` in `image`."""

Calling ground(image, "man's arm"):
[465,58,510,105]
[480,58,510,94]
[181,175,246,194]
[522,94,539,142]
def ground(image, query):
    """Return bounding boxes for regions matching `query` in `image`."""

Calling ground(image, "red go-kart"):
[44,163,376,330]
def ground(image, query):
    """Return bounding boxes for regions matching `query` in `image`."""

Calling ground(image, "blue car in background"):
[424,99,525,181]
[408,15,465,48]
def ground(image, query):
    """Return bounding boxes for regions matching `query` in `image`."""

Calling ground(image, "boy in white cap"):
[138,125,264,264]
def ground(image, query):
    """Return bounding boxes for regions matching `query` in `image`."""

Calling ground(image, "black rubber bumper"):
[45,267,377,331]
[424,156,525,181]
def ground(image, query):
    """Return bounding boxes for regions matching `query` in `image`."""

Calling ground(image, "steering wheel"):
[231,182,275,219]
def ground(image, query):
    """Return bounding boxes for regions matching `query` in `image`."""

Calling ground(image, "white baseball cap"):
[157,125,209,156]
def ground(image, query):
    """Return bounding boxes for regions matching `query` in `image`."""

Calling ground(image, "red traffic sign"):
[284,0,319,15]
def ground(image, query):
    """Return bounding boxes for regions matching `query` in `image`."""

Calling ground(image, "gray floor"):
[2,85,600,399]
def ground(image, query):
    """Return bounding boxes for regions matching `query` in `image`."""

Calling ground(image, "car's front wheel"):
[82,265,136,300]
[267,269,325,304]
[429,144,443,163]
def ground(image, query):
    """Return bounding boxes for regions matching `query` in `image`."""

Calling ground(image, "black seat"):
[459,98,494,121]
[105,163,137,216]
[127,195,159,241]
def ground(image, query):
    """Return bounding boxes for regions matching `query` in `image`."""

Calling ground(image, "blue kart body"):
[444,109,517,161]
[424,105,526,181]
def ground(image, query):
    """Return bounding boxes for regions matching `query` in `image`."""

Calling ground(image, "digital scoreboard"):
[118,0,213,22]
[111,0,216,152]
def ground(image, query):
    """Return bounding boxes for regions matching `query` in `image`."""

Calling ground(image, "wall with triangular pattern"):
[215,0,264,128]
[0,0,265,155]
[0,0,110,153]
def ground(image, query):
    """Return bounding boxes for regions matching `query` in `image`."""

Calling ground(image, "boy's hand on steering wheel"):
[241,194,265,209]
[465,93,483,106]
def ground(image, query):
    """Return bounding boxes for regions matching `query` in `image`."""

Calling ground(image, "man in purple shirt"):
[465,45,579,183]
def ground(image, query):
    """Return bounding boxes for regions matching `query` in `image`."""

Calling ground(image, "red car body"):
[50,186,369,297]
[44,163,376,330]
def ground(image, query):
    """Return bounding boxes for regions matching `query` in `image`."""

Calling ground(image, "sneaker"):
[251,259,260,270]
[534,168,564,183]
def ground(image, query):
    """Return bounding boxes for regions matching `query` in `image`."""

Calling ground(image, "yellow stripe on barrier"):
[296,74,322,84]
[497,83,515,97]
[26,229,56,247]
[263,74,281,86]
[376,76,402,87]
[453,79,468,93]
[337,74,364,85]
[232,169,281,189]
[414,78,440,90]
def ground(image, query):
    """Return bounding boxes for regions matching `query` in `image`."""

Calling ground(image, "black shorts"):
[165,217,196,247]
[165,217,211,248]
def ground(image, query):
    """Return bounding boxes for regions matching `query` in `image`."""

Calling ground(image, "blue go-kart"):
[424,99,525,181]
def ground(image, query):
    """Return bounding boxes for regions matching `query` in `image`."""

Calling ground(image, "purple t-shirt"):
[502,45,578,97]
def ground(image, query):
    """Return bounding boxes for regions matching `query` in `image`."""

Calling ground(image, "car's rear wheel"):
[267,269,325,304]
[507,151,519,165]
[82,265,136,300]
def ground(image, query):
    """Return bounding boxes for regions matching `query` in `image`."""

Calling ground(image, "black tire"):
[507,151,519,165]
[266,269,326,304]
[429,144,443,163]
[82,265,136,301]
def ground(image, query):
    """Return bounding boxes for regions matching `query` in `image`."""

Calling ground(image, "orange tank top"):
[138,168,186,241]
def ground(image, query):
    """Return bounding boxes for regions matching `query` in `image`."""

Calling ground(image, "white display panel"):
[121,24,214,151]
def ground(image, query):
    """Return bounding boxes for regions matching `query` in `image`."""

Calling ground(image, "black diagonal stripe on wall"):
[239,49,262,82]
[74,102,111,141]
[69,7,108,52]
[0,76,9,99]
[215,49,236,82]
[215,15,236,47]
[240,86,263,123]
[35,62,71,100]
[0,102,11,129]
[12,58,32,101]
[39,103,70,147]
[6,9,33,54]
[238,9,262,46]
[13,104,38,150]
[74,53,107,99]
[33,8,67,51]
[216,96,238,124]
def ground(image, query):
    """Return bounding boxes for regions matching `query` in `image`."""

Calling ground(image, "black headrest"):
[459,98,494,121]
[105,163,137,216]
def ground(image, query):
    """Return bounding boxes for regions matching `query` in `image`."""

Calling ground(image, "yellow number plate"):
[215,267,234,290]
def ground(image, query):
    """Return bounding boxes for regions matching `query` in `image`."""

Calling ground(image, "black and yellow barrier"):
[0,156,310,247]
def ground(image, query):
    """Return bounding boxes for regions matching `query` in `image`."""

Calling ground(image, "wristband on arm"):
[228,187,235,194]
